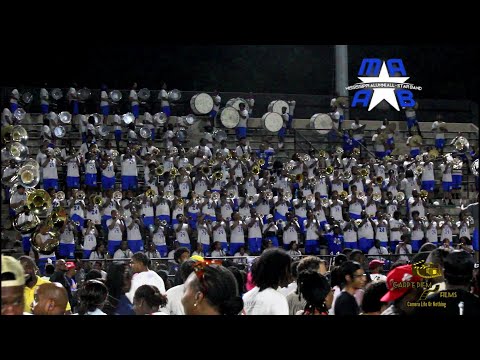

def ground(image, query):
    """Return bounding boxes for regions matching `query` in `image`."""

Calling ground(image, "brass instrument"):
[94,195,104,206]
[283,191,292,201]
[176,198,185,207]
[184,164,193,173]
[11,125,28,144]
[308,178,317,187]
[8,141,29,161]
[306,194,315,202]
[155,165,165,176]
[300,153,311,162]
[55,191,65,201]
[165,192,175,201]
[415,154,424,162]
[341,170,351,180]
[352,148,360,156]
[428,148,439,160]
[339,191,348,201]
[375,176,384,185]
[252,165,261,175]
[18,164,40,188]
[373,193,382,202]
[410,134,423,147]
[146,188,156,198]
[454,136,469,151]
[213,171,223,181]
[208,158,218,167]
[384,155,392,162]
[452,158,463,170]
[325,166,334,175]
[200,165,210,176]
[240,153,251,161]
[295,174,304,183]
[414,166,423,176]
[113,191,122,201]
[227,192,236,200]
[320,197,330,207]
[419,190,428,200]
[360,168,370,178]
[13,211,41,234]
[30,228,60,255]
[211,192,220,202]
[46,208,68,230]
[192,193,202,204]
[246,195,255,204]
[355,219,363,227]
[263,190,273,201]
[111,150,119,158]
[256,159,265,167]
[26,189,52,216]
[396,192,405,202]
[276,219,284,227]
[318,149,326,158]
[76,191,86,201]
[160,220,168,227]
[151,147,160,157]
[335,146,344,155]
[472,159,479,176]
[398,154,405,162]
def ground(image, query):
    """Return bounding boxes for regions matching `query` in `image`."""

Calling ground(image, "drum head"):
[268,100,289,114]
[262,112,283,132]
[310,113,332,134]
[220,107,240,128]
[226,98,250,112]
[190,93,214,115]
[212,129,227,142]
[54,126,66,138]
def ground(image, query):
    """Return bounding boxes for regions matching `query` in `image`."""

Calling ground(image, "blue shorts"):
[442,181,453,192]
[82,132,87,143]
[101,105,110,117]
[108,240,122,255]
[72,101,79,115]
[305,240,320,255]
[22,235,31,253]
[150,129,155,141]
[132,104,140,118]
[188,212,198,230]
[327,130,338,142]
[200,244,210,256]
[344,241,358,250]
[102,175,116,190]
[287,114,293,129]
[209,110,218,119]
[43,178,58,191]
[421,180,435,192]
[410,148,420,158]
[297,216,307,234]
[41,104,49,114]
[375,151,386,159]
[70,214,84,230]
[85,173,97,187]
[102,215,112,231]
[248,238,262,254]
[386,137,394,145]
[265,235,279,247]
[83,250,92,259]
[435,138,445,149]
[10,103,18,112]
[236,127,247,139]
[115,129,122,142]
[204,215,217,223]
[407,117,417,129]
[59,243,76,258]
[473,228,479,251]
[122,175,137,191]
[349,213,361,220]
[358,237,374,253]
[162,106,171,117]
[66,176,80,189]
[278,127,286,138]
[229,243,244,256]
[156,215,171,224]
[452,175,462,189]
[156,244,168,257]
[128,240,144,253]
[353,139,364,148]
[143,216,154,227]
[411,239,422,253]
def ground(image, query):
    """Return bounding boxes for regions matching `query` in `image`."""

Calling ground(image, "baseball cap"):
[369,259,385,270]
[380,264,422,303]
[1,255,26,288]
[65,262,76,270]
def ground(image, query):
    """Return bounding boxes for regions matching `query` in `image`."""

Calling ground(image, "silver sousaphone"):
[122,112,135,124]
[13,108,26,122]
[51,88,63,101]
[168,89,182,102]
[78,88,91,102]
[8,141,29,161]
[154,112,168,125]
[138,88,151,102]
[109,90,122,102]
[58,111,72,124]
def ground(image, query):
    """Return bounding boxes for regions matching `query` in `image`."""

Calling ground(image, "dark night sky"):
[1,45,478,104]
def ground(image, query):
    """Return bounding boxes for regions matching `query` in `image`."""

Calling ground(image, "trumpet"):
[94,195,103,206]
[325,166,334,175]
[151,147,160,156]
[184,164,193,173]
[300,153,310,162]
[414,166,423,176]
[339,190,348,201]
[320,197,330,207]
[340,170,351,180]
[263,190,273,201]
[155,165,165,176]
[360,168,370,178]
[227,192,236,200]
[256,158,265,167]
[306,194,315,202]
[283,191,292,201]
[252,165,261,175]
[212,171,223,181]
[246,195,255,204]
[295,174,304,183]
[111,150,119,158]
[335,146,344,155]
[396,192,405,202]
[177,198,185,207]
[352,148,360,156]
[308,177,317,187]
[165,192,175,201]
[76,190,86,201]
[419,189,428,200]
[211,192,220,202]
[160,220,168,227]
[55,191,65,201]
[354,219,363,227]
[318,149,326,158]
[276,219,284,226]
[192,193,203,204]
[146,189,156,198]
[375,176,383,185]
[170,167,179,177]
[113,191,122,201]
[372,193,382,202]
[200,165,210,176]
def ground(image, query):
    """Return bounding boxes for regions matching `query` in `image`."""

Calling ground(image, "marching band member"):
[209,90,221,128]
[373,212,389,249]
[263,214,279,247]
[151,218,168,257]
[282,212,300,250]
[408,190,426,220]
[246,209,263,254]
[439,214,456,245]
[82,219,99,259]
[129,82,139,119]
[439,158,453,205]
[278,106,289,149]
[388,210,405,252]
[357,211,376,253]
[424,213,439,245]
[174,214,192,251]
[126,212,145,253]
[304,210,321,254]
[9,88,19,112]
[236,103,249,140]
[409,211,425,252]
[40,85,49,114]
[229,212,247,255]
[196,215,212,255]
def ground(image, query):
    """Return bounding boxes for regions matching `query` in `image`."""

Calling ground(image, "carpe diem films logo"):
[412,260,443,301]
[346,58,422,111]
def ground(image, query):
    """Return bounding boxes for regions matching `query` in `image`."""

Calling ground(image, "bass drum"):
[268,100,289,114]
[262,112,283,132]
[310,113,332,134]
[226,98,250,113]
[220,107,240,129]
[190,93,214,115]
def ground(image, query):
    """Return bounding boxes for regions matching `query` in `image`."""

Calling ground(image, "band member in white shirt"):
[129,82,139,119]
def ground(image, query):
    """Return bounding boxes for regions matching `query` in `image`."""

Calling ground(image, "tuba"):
[18,163,40,188]
[30,228,60,255]
[58,111,72,124]
[53,125,66,138]
[109,90,123,102]
[76,190,86,200]
[11,125,28,144]
[13,211,41,234]
[454,136,469,151]
[352,148,360,156]
[139,127,152,139]
[8,142,29,161]
[26,189,52,216]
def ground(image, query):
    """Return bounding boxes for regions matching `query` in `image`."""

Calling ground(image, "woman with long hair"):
[75,280,109,315]
[296,270,333,315]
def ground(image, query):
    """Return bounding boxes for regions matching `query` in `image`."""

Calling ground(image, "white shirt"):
[370,273,387,283]
[238,109,249,127]
[40,88,49,105]
[242,287,289,315]
[113,248,134,262]
[161,284,185,315]
[121,155,138,176]
[129,89,139,106]
[43,158,58,179]
[100,91,109,107]
[127,270,166,303]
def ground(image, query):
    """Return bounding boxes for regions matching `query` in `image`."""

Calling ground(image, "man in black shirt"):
[413,250,480,316]
[334,261,367,315]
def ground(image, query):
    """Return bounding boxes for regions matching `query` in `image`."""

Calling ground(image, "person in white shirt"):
[372,128,386,159]
[100,84,110,118]
[242,248,291,315]
[10,89,20,112]
[127,253,166,303]
[113,240,134,264]
[209,90,221,127]
[159,82,171,119]
[41,151,60,191]
[395,235,413,262]
[367,240,389,260]
[278,106,289,149]
[129,82,139,118]
[368,260,387,283]
[388,210,405,252]
[106,210,126,255]
[404,106,418,136]
[350,118,365,149]
[439,161,453,205]
[67,84,79,115]
[58,221,76,259]
[82,220,99,259]
[126,213,145,253]
[236,102,249,140]
[432,118,447,154]
[121,150,140,191]
[75,279,108,315]
[161,259,196,315]
[210,241,227,257]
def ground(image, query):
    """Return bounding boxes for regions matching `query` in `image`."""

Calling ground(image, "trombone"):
[252,165,261,175]
[155,165,165,176]
[93,195,104,206]
[146,189,156,198]
[212,171,223,181]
